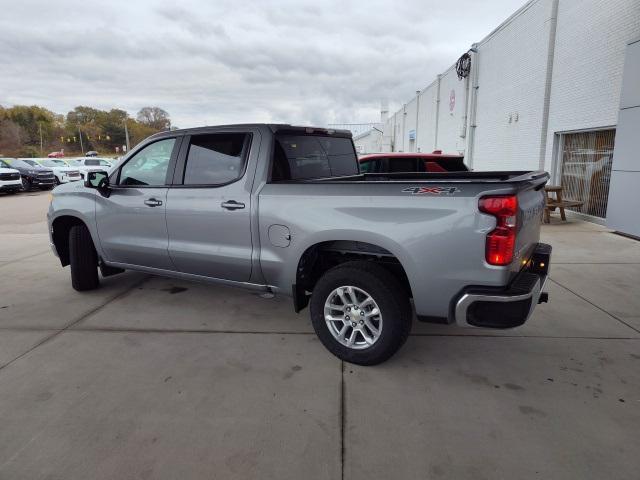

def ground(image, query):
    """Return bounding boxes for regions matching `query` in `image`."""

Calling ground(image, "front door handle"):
[144,198,163,207]
[221,200,246,210]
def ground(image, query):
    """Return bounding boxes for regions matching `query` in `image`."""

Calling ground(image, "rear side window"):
[386,158,420,173]
[425,158,468,172]
[360,160,372,173]
[183,133,248,185]
[85,159,100,166]
[272,135,358,181]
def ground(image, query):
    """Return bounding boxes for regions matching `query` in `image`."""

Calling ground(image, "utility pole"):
[39,123,43,156]
[78,125,84,154]
[124,118,131,152]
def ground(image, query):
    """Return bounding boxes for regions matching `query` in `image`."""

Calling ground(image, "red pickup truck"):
[359,151,468,173]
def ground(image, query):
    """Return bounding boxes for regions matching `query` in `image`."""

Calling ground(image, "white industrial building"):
[354,0,639,230]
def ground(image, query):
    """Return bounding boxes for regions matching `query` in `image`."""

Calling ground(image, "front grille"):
[37,173,55,180]
[67,171,80,176]
[0,172,20,181]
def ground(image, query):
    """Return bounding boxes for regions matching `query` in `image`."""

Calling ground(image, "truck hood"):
[0,167,20,174]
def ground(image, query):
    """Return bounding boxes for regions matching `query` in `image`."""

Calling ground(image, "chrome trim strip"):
[454,274,547,327]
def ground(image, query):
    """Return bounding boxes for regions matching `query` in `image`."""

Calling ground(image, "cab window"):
[183,133,249,185]
[118,138,176,186]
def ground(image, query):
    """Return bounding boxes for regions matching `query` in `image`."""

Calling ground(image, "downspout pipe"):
[538,0,559,171]
[402,104,407,152]
[467,45,480,169]
[415,90,421,152]
[434,75,442,150]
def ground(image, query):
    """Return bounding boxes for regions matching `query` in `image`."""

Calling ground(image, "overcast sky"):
[1,0,526,128]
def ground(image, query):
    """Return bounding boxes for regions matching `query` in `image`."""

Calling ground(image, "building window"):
[556,129,616,219]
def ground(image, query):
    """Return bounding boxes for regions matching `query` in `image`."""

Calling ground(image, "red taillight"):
[479,195,518,266]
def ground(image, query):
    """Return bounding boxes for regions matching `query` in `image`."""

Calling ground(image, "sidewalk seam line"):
[0,276,149,373]
[0,250,50,268]
[548,278,640,335]
[0,326,637,340]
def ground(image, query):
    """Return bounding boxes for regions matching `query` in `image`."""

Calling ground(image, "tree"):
[0,119,23,155]
[136,107,171,131]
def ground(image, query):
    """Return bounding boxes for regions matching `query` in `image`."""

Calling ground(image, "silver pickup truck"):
[48,124,551,365]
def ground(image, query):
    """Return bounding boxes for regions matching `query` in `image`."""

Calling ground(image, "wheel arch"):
[292,238,414,312]
[51,215,90,267]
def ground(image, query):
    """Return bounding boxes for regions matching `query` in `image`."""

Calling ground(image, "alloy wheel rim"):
[324,286,383,350]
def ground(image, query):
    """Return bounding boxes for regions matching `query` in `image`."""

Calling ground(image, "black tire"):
[21,177,31,191]
[310,261,412,365]
[69,224,99,291]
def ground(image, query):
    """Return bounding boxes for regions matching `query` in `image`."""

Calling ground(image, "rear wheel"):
[310,261,412,365]
[69,224,99,291]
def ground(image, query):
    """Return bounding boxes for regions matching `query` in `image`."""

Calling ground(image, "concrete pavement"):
[0,191,638,479]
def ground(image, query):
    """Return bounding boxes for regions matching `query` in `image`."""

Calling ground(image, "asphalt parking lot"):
[1,190,639,479]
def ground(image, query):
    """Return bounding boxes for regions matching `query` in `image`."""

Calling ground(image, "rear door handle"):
[144,198,163,207]
[221,200,245,210]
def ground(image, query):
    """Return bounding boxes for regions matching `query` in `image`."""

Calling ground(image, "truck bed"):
[291,170,549,184]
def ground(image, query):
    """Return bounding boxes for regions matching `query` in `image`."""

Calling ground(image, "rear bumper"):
[453,243,551,328]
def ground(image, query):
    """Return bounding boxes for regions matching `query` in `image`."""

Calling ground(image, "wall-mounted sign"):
[409,129,416,140]
[449,90,456,112]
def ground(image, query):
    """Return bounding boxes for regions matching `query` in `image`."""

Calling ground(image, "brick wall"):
[382,0,640,175]
[544,0,640,175]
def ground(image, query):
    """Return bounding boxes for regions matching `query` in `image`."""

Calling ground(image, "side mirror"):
[85,170,110,196]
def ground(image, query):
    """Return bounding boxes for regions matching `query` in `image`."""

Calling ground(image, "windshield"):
[41,160,63,167]
[23,160,38,167]
[0,159,11,168]
[67,160,81,166]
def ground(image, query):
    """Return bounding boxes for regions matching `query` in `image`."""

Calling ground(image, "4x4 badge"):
[402,186,460,195]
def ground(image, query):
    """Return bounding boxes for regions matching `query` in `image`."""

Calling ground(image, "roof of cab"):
[147,124,353,140]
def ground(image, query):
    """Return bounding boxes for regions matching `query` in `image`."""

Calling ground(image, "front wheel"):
[69,224,99,291]
[21,177,31,191]
[310,261,412,365]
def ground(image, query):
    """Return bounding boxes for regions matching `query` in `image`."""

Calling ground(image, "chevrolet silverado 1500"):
[48,124,551,365]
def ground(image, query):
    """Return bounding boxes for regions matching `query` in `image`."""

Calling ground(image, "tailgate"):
[512,184,547,275]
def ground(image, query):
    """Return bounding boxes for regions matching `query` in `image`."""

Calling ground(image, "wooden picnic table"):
[543,185,583,223]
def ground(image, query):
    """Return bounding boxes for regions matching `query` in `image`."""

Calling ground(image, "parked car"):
[47,151,65,158]
[66,157,114,179]
[35,159,82,185]
[8,159,56,190]
[359,151,469,173]
[0,158,22,194]
[48,124,551,365]
[85,151,98,157]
